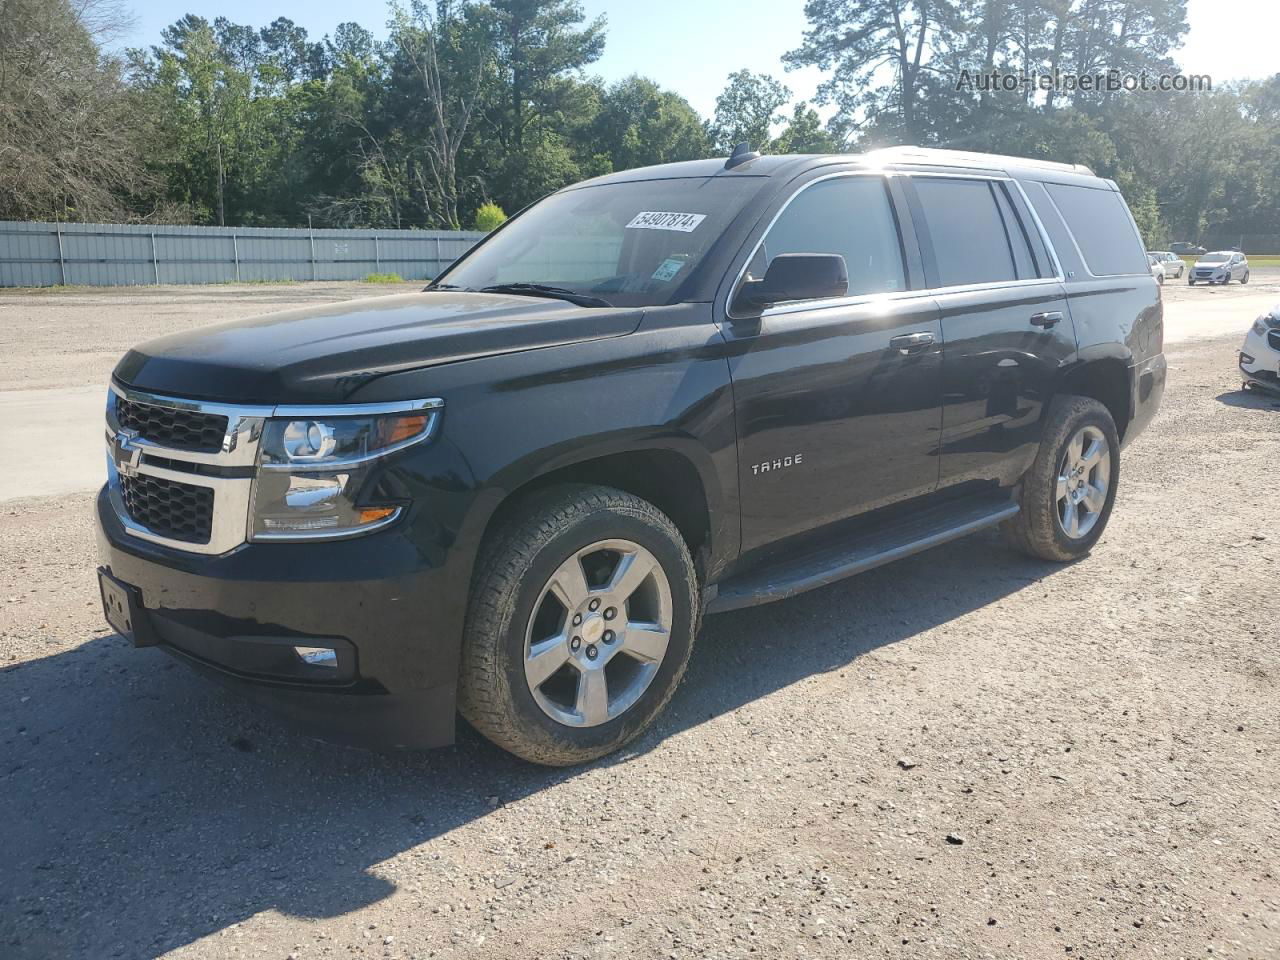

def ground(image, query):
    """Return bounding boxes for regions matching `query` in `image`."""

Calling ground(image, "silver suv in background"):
[1189,251,1250,285]
[1146,250,1185,279]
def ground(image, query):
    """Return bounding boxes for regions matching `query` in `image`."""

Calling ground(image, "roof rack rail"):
[863,146,1094,176]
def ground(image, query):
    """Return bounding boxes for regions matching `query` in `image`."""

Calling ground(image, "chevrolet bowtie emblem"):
[112,428,142,477]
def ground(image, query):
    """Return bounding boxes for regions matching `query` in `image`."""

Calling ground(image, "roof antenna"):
[724,141,761,170]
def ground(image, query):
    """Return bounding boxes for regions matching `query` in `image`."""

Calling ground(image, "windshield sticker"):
[651,257,687,282]
[626,211,706,233]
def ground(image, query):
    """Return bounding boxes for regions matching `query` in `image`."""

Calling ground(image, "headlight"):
[1253,314,1278,336]
[250,400,442,540]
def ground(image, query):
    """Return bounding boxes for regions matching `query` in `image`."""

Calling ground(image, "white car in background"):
[1240,304,1280,394]
[1147,253,1166,284]
[1147,250,1185,279]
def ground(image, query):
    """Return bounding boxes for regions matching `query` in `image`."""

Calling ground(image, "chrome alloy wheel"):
[1056,424,1111,539]
[523,539,674,728]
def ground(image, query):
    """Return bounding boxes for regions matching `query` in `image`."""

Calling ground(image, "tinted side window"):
[1043,182,1148,276]
[912,177,1018,287]
[751,176,906,298]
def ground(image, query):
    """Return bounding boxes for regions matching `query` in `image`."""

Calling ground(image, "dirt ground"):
[1,282,1279,960]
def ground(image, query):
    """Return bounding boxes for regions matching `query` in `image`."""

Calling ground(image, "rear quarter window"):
[1043,182,1148,277]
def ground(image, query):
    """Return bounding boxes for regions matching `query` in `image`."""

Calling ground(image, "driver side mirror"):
[739,253,848,308]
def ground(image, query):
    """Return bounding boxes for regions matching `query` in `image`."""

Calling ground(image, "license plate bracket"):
[98,568,159,647]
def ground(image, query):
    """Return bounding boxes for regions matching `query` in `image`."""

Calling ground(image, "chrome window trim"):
[724,169,905,322]
[722,168,1068,323]
[104,385,443,555]
[897,170,1066,285]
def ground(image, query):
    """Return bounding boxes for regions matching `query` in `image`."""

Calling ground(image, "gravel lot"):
[1,281,1278,959]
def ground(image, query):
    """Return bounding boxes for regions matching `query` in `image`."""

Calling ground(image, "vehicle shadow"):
[1,529,1052,959]
[1215,387,1280,410]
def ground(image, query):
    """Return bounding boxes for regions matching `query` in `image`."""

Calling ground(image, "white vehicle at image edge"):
[1146,250,1185,279]
[1189,250,1250,285]
[1241,304,1280,393]
[1147,254,1166,284]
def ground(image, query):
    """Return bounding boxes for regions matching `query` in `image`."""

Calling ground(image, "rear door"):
[719,172,944,553]
[902,173,1077,491]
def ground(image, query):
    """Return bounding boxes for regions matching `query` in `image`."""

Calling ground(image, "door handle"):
[1030,311,1063,328]
[889,331,935,355]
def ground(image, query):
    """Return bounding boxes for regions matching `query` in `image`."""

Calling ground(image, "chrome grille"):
[119,473,215,544]
[116,395,228,453]
[106,385,272,555]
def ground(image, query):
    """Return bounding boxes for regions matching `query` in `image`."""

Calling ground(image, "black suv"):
[97,147,1166,765]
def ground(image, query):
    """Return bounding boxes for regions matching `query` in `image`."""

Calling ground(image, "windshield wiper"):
[478,282,613,308]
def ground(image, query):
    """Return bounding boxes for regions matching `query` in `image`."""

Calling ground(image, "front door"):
[720,174,944,554]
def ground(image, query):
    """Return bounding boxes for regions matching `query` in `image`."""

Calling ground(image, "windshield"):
[1199,253,1229,263]
[437,177,766,307]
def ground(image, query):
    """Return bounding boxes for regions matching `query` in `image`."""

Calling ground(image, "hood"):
[113,291,644,403]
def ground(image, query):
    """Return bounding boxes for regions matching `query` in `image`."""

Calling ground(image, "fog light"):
[294,645,337,668]
[1240,352,1255,365]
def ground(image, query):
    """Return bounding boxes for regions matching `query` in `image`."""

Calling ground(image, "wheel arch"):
[1053,354,1133,441]
[472,439,724,587]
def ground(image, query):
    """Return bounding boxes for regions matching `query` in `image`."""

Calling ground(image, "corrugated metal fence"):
[0,221,487,287]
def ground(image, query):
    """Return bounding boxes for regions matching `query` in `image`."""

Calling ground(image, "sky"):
[115,0,1279,120]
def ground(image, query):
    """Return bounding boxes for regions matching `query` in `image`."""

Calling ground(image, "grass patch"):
[363,272,405,284]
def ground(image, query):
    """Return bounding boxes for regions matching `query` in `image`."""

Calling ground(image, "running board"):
[705,496,1020,613]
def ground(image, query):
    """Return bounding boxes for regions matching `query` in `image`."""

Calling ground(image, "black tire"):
[1187,278,1195,286]
[1241,270,1250,285]
[457,484,699,766]
[1001,395,1121,563]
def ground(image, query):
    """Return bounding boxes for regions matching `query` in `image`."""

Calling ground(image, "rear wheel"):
[457,485,699,766]
[1002,395,1120,562]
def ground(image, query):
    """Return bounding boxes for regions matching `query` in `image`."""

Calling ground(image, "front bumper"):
[95,486,466,749]
[1240,327,1280,392]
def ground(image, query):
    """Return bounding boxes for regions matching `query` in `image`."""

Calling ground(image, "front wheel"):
[1001,395,1120,562]
[1241,270,1250,285]
[458,485,699,766]
[1187,278,1195,286]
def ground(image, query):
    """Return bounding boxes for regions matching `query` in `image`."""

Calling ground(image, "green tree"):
[785,0,961,144]
[386,0,496,228]
[473,200,508,230]
[481,0,606,210]
[773,102,838,153]
[709,69,791,153]
[592,75,710,171]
